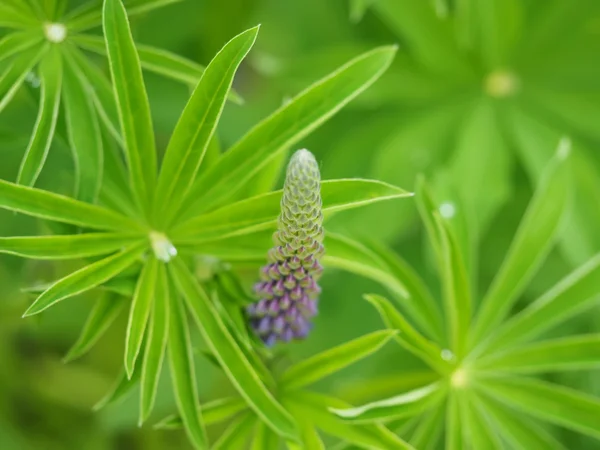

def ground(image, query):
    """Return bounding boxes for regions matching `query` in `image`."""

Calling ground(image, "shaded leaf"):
[153,397,247,429]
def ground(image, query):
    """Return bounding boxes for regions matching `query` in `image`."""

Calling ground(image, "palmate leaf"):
[0,3,40,28]
[173,179,413,241]
[461,391,503,450]
[103,0,157,217]
[0,46,47,113]
[17,47,62,188]
[178,45,398,218]
[471,142,571,343]
[169,258,298,441]
[445,393,464,450]
[279,330,397,391]
[409,403,445,449]
[0,32,43,64]
[154,26,258,227]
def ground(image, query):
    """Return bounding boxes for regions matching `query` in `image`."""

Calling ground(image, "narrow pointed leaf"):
[125,258,158,378]
[409,403,445,449]
[155,26,258,226]
[64,293,125,362]
[0,234,138,259]
[174,179,412,240]
[479,252,600,354]
[415,175,444,264]
[435,214,471,357]
[462,393,503,450]
[17,48,62,187]
[180,45,397,216]
[0,3,41,28]
[63,53,103,203]
[445,393,465,450]
[153,397,247,429]
[0,46,47,113]
[473,144,571,342]
[103,0,157,216]
[252,421,280,450]
[0,179,140,231]
[286,391,413,449]
[94,367,141,411]
[330,382,445,423]
[212,413,256,450]
[474,392,566,450]
[479,335,600,373]
[23,244,145,316]
[0,32,42,64]
[364,294,448,374]
[280,330,397,390]
[140,264,169,424]
[168,293,207,449]
[482,376,600,439]
[169,258,298,441]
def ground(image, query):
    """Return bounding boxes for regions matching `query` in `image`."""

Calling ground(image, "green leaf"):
[482,376,600,439]
[23,244,145,316]
[140,264,169,424]
[167,291,207,449]
[169,259,298,440]
[17,48,62,187]
[64,293,125,362]
[212,413,257,450]
[124,258,158,378]
[0,233,139,259]
[173,179,413,241]
[285,391,413,449]
[155,26,258,227]
[0,46,47,113]
[364,294,448,374]
[434,213,471,357]
[349,0,377,22]
[330,382,445,423]
[478,335,600,373]
[0,32,43,64]
[364,239,444,343]
[93,367,141,411]
[445,393,465,450]
[179,45,397,217]
[0,3,40,28]
[153,397,247,429]
[252,421,280,450]
[279,330,397,391]
[409,403,445,449]
[462,392,503,450]
[478,252,600,354]
[414,175,443,264]
[472,143,571,343]
[0,179,141,231]
[473,392,566,450]
[63,53,103,203]
[103,0,157,217]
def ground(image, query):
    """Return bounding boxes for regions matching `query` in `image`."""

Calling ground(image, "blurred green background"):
[2,0,600,448]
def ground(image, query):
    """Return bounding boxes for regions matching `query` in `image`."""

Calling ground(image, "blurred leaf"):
[212,413,256,450]
[251,421,279,450]
[435,214,471,358]
[462,392,503,449]
[445,393,464,450]
[140,264,169,423]
[155,26,258,227]
[0,178,141,231]
[349,0,376,23]
[285,391,412,449]
[173,179,413,241]
[478,335,600,373]
[23,244,145,316]
[170,258,299,441]
[63,53,103,203]
[103,0,157,216]
[483,376,600,439]
[93,367,141,411]
[0,3,40,27]
[17,48,62,187]
[0,233,138,259]
[330,382,444,423]
[64,292,125,362]
[472,392,566,450]
[364,294,448,374]
[472,143,571,343]
[279,330,397,390]
[125,258,158,378]
[167,291,207,449]
[153,397,247,429]
[0,45,47,113]
[479,253,600,354]
[409,403,445,449]
[0,32,43,64]
[180,45,398,217]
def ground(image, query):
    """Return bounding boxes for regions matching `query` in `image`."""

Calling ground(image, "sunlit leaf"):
[280,330,397,390]
[445,393,464,450]
[0,32,43,64]
[409,403,445,449]
[153,397,247,429]
[17,47,62,187]
[23,244,145,316]
[93,367,140,411]
[212,413,256,450]
[251,421,280,450]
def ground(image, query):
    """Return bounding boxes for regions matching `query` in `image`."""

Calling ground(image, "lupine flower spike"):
[247,149,325,346]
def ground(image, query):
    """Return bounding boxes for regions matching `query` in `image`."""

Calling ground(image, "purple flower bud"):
[246,150,325,346]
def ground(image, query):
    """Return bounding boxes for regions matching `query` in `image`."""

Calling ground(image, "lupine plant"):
[0,0,420,448]
[326,144,600,448]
